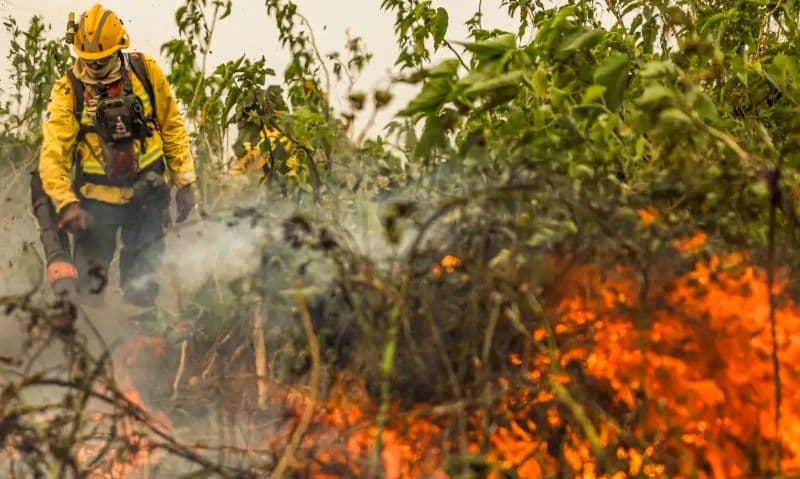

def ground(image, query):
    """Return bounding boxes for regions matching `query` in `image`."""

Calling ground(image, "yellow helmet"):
[72,4,130,61]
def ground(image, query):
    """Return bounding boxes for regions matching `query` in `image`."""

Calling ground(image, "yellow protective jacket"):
[230,128,296,178]
[39,53,195,213]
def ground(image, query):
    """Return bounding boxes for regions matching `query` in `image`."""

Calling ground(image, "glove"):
[46,260,79,298]
[175,184,195,223]
[58,202,92,234]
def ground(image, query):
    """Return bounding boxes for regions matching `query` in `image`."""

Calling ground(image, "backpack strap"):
[65,68,89,140]
[65,68,89,189]
[126,52,159,130]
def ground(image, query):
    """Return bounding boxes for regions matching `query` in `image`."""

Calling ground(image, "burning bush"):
[3,0,800,477]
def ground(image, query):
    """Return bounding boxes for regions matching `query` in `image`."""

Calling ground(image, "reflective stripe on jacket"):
[40,53,196,213]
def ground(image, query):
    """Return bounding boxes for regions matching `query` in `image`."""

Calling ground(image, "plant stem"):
[768,166,783,474]
[269,282,321,479]
[189,4,220,114]
[369,268,409,479]
[252,300,269,410]
[171,340,188,401]
[297,12,331,99]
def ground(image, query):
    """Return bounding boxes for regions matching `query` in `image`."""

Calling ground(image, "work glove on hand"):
[58,202,92,234]
[47,260,79,299]
[175,184,195,223]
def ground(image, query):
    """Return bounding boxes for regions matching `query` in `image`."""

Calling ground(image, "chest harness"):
[66,52,163,187]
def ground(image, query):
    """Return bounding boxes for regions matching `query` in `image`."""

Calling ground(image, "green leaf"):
[175,6,188,25]
[748,180,769,199]
[527,227,556,247]
[659,108,692,125]
[772,53,795,75]
[568,163,594,179]
[630,14,643,33]
[635,137,648,158]
[582,84,607,105]
[489,249,513,270]
[219,1,233,20]
[400,78,452,116]
[640,61,680,79]
[479,85,521,111]
[432,8,449,48]
[463,70,524,97]
[700,11,733,33]
[593,52,629,111]
[458,33,516,61]
[415,113,445,157]
[692,92,718,122]
[641,16,658,53]
[531,65,549,98]
[560,29,605,52]
[428,59,460,77]
[454,70,490,90]
[637,85,675,106]
[664,6,690,26]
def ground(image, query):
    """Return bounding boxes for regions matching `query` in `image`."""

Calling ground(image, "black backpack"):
[65,52,158,140]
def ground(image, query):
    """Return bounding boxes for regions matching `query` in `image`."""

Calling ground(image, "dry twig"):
[269,282,321,479]
[253,300,269,410]
[172,339,188,402]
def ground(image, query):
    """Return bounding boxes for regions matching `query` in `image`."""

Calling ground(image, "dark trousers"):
[73,197,166,308]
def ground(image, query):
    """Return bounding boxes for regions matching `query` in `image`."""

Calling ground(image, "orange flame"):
[288,254,800,478]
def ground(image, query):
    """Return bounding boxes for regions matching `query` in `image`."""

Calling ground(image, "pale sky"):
[0,0,517,134]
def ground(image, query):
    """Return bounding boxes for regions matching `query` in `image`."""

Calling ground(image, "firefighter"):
[229,86,297,185]
[230,126,296,179]
[39,4,196,316]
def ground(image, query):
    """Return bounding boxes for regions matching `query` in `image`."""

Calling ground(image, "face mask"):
[78,54,121,82]
[85,55,114,71]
